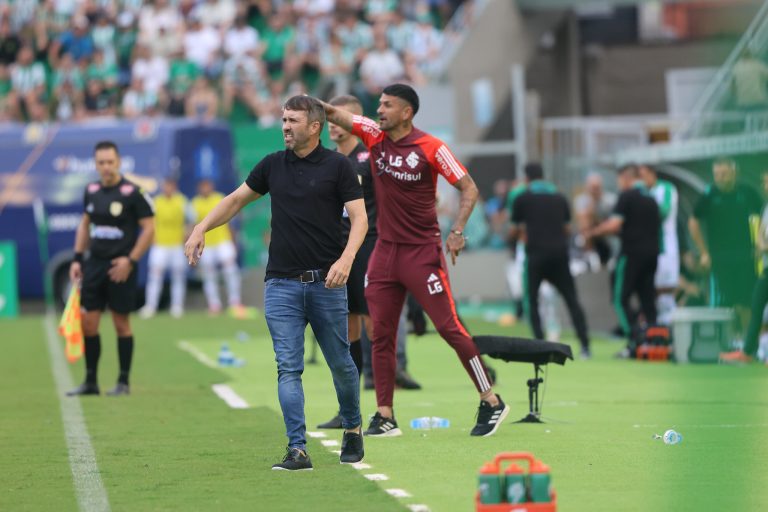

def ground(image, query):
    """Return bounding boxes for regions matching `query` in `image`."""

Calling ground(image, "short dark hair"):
[618,164,638,178]
[283,95,326,130]
[329,94,362,109]
[524,162,544,180]
[382,83,419,115]
[94,140,119,155]
[713,156,737,171]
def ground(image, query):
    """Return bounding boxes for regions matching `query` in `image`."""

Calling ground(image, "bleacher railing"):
[680,0,768,139]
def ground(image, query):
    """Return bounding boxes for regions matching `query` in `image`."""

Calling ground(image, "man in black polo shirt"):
[67,141,155,397]
[689,157,761,348]
[589,164,660,355]
[511,163,591,358]
[185,96,367,471]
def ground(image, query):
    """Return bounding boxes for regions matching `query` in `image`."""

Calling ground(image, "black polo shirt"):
[83,177,155,259]
[612,183,660,255]
[245,142,363,279]
[340,142,377,241]
[511,180,570,255]
[693,183,761,262]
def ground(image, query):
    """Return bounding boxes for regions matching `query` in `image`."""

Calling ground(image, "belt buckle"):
[300,270,315,283]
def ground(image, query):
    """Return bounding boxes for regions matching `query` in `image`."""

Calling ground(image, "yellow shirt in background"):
[154,192,188,246]
[192,192,232,246]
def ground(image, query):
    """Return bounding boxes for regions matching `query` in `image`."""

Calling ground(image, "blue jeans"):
[264,278,361,451]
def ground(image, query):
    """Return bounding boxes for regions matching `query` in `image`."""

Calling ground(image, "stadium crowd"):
[0,0,476,124]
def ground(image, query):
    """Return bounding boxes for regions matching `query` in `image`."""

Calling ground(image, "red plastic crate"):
[475,452,557,511]
[475,491,557,512]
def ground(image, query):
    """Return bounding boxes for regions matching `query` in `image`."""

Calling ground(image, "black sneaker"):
[364,412,402,437]
[340,430,364,464]
[106,383,130,396]
[66,382,100,396]
[395,369,422,390]
[271,447,313,471]
[317,413,343,429]
[470,394,510,437]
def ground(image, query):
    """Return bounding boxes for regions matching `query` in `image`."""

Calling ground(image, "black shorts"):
[81,257,138,314]
[712,258,755,307]
[348,237,376,315]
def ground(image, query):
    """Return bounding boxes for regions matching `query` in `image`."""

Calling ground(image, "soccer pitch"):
[2,311,767,512]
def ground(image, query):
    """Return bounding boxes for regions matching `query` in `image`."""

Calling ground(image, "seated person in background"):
[185,76,219,121]
[83,78,117,118]
[122,77,161,118]
[221,56,277,126]
[574,172,617,269]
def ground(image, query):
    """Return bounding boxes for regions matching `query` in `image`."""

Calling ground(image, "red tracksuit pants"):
[364,240,492,407]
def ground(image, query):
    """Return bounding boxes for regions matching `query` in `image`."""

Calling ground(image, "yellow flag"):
[58,286,84,363]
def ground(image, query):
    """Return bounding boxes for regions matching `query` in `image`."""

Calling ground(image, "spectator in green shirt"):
[53,52,84,95]
[114,11,137,87]
[86,48,118,92]
[0,63,12,121]
[166,49,200,117]
[260,9,296,93]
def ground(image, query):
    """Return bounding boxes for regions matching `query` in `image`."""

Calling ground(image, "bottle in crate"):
[478,463,503,505]
[503,463,526,504]
[528,459,552,503]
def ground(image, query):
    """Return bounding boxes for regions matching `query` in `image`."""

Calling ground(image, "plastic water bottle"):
[663,429,683,445]
[218,343,234,367]
[528,460,552,503]
[504,463,526,504]
[409,416,450,429]
[478,462,503,505]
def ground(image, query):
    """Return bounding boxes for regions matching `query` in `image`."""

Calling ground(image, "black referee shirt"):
[83,177,154,259]
[612,183,660,255]
[341,142,377,241]
[512,180,570,255]
[245,142,363,279]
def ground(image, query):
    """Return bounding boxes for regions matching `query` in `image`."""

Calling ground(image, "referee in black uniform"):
[67,141,155,396]
[589,164,660,356]
[511,163,591,358]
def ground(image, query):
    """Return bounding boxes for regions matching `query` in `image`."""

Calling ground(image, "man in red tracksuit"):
[321,84,509,437]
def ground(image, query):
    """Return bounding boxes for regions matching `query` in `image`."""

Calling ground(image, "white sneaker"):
[170,306,184,318]
[138,306,155,319]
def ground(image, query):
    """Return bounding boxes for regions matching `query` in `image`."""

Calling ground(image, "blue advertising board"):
[0,119,238,300]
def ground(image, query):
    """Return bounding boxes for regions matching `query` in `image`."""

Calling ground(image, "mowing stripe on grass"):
[178,340,217,368]
[211,384,249,409]
[43,312,111,512]
[177,342,250,409]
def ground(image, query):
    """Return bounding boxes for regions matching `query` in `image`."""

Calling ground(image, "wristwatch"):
[450,230,463,237]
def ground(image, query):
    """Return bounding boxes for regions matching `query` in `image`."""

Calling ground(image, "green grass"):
[1,312,767,511]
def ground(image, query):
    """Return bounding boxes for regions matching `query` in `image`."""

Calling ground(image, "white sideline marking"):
[351,462,371,470]
[44,312,111,512]
[307,431,327,438]
[331,450,342,455]
[408,505,431,512]
[386,489,411,498]
[211,384,249,409]
[177,341,217,369]
[364,474,389,481]
[321,439,339,447]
